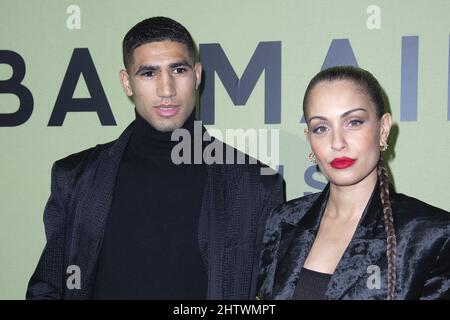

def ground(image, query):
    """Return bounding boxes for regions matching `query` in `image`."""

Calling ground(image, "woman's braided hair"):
[378,156,396,300]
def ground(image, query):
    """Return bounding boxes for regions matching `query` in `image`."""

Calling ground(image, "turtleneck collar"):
[128,109,196,159]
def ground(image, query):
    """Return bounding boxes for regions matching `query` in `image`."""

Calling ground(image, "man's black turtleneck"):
[93,110,207,299]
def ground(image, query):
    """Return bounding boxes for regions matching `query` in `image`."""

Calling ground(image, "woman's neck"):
[326,169,378,222]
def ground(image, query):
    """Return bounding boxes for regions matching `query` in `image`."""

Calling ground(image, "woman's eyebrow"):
[307,107,368,123]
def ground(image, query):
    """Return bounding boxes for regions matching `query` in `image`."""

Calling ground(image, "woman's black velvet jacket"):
[257,183,450,300]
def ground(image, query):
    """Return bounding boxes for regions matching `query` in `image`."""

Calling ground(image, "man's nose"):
[156,72,176,98]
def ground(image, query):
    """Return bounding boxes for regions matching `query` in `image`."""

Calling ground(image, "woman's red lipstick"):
[330,157,356,169]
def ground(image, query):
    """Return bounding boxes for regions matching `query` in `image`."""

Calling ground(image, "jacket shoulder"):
[268,192,321,226]
[393,192,450,222]
[391,194,450,248]
[217,141,283,186]
[53,141,114,173]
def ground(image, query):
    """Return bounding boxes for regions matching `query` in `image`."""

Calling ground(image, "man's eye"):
[174,67,187,74]
[312,126,328,134]
[142,71,155,77]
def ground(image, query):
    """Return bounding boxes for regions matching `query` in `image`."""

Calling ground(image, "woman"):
[257,66,450,300]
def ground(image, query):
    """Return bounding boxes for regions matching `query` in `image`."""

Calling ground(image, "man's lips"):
[330,157,356,169]
[154,105,179,117]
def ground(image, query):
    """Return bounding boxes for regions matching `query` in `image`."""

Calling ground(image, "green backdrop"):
[1,0,449,299]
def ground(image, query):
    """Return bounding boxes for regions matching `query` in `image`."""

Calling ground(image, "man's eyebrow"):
[169,60,193,69]
[307,108,368,123]
[134,60,193,75]
[135,65,158,76]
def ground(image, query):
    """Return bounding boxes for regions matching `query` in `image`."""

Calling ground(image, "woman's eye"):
[312,126,328,134]
[348,119,364,127]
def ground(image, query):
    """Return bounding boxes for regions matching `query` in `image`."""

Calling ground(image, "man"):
[26,16,284,300]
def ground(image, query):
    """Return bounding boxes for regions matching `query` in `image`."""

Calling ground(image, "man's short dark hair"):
[122,16,196,70]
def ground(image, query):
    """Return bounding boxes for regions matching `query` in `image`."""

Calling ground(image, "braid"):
[377,157,397,300]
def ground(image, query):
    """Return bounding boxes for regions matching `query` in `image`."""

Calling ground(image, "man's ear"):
[380,112,392,145]
[194,62,202,90]
[119,69,133,96]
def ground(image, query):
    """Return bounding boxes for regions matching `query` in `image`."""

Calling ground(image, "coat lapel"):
[198,151,244,299]
[198,163,226,299]
[271,186,329,299]
[326,184,387,299]
[67,123,134,298]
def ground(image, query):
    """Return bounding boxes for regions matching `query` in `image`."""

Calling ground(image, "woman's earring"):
[380,141,388,151]
[308,152,317,164]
